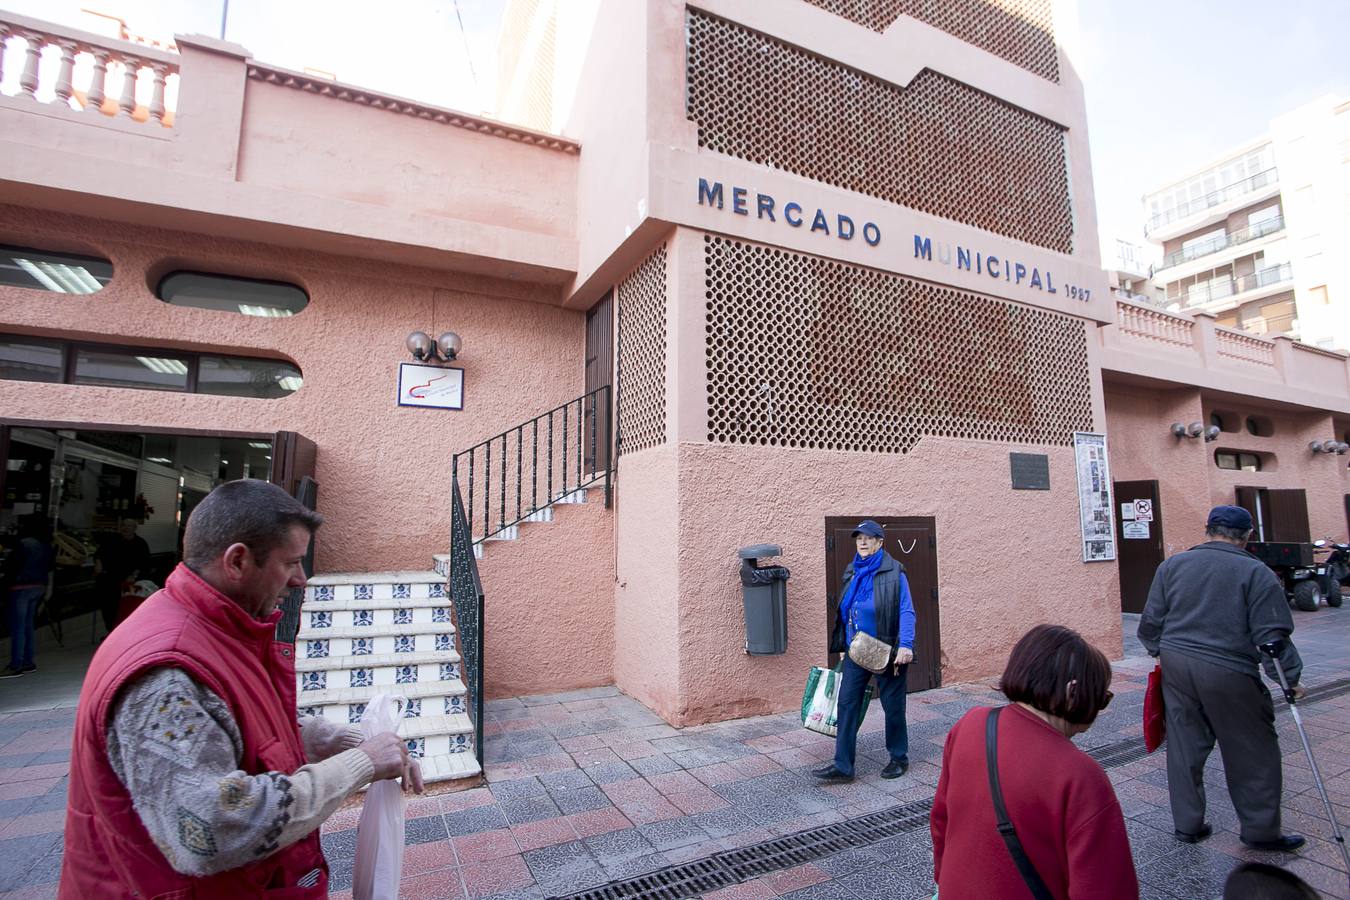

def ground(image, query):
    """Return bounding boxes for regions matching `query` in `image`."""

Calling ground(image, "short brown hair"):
[183,479,323,570]
[999,624,1112,725]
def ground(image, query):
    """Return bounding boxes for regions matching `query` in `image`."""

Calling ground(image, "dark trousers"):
[7,586,43,669]
[833,656,909,777]
[1160,649,1283,842]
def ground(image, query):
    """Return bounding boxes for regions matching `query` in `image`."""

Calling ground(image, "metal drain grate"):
[556,678,1350,900]
[560,799,935,900]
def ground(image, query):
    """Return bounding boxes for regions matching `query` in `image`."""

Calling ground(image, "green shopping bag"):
[800,662,873,737]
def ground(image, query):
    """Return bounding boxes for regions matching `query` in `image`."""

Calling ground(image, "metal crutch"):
[1260,639,1350,882]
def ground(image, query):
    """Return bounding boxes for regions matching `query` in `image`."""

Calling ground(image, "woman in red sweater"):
[931,624,1138,899]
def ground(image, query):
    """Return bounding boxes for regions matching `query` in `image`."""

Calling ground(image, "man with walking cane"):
[1138,504,1306,851]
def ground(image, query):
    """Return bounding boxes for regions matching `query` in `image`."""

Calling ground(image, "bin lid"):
[738,543,782,559]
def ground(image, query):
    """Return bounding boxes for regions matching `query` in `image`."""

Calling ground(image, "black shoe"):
[1241,834,1306,852]
[0,666,23,679]
[810,765,854,782]
[20,664,35,674]
[1174,823,1212,843]
[880,758,909,779]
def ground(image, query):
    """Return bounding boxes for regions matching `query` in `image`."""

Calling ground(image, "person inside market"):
[813,519,916,782]
[59,479,423,899]
[1,516,54,679]
[930,623,1138,899]
[1138,504,1306,852]
[92,516,151,634]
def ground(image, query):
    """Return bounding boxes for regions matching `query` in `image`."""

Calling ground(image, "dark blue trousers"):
[832,655,909,777]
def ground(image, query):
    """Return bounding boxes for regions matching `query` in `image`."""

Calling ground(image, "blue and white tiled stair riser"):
[294,570,478,783]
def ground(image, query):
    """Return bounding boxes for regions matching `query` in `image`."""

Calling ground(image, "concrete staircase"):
[294,487,593,785]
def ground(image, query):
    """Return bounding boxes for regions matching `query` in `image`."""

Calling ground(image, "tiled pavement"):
[1,610,1348,899]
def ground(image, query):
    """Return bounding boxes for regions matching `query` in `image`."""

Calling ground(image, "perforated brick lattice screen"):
[685,11,1074,254]
[802,0,1059,82]
[617,244,668,454]
[704,235,1092,453]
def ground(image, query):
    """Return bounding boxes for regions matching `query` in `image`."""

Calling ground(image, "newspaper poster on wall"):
[1073,432,1116,562]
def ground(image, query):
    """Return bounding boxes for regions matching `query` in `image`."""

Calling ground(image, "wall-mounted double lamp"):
[1309,440,1349,455]
[1171,421,1221,442]
[405,331,463,362]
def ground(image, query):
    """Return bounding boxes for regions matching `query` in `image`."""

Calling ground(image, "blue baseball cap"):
[1207,505,1253,531]
[851,519,884,539]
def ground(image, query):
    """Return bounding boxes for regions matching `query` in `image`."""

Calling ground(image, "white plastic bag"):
[352,693,406,900]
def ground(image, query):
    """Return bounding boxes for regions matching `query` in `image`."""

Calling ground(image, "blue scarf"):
[840,549,884,642]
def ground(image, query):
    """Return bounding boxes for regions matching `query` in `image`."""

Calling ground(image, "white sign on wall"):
[397,363,464,410]
[1073,432,1116,562]
[1133,499,1154,522]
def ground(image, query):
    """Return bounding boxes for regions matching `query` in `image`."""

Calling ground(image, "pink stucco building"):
[2,1,1348,785]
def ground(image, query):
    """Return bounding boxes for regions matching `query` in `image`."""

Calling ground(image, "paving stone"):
[691,807,756,839]
[630,754,684,777]
[551,785,612,814]
[521,839,594,879]
[490,777,547,802]
[538,769,591,792]
[405,814,450,845]
[637,816,708,850]
[582,826,656,862]
[501,795,563,826]
[601,851,666,881]
[445,804,511,837]
[584,760,640,785]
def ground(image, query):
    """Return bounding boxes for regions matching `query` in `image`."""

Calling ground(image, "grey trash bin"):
[739,544,789,655]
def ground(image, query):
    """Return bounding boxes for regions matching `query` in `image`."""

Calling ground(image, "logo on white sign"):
[1134,499,1154,522]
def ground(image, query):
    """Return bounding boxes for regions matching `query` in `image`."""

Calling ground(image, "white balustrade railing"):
[0,14,179,127]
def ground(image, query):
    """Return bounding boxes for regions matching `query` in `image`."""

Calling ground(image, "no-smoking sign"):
[1134,499,1154,522]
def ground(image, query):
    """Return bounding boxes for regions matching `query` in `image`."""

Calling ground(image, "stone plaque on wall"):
[1009,453,1050,490]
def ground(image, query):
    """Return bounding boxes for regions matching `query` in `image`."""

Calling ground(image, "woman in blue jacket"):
[814,519,917,781]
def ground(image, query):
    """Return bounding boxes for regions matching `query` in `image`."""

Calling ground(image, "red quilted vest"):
[59,564,328,899]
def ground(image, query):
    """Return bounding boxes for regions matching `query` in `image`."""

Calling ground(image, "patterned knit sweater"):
[106,666,375,876]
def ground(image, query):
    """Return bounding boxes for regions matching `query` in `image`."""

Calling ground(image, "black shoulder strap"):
[986,707,1055,900]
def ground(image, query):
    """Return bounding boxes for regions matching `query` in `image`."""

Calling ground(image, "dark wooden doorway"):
[824,516,941,692]
[1113,480,1164,614]
[1237,487,1310,542]
[584,290,613,473]
[269,431,317,498]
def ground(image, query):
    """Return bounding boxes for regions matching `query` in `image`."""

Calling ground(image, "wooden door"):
[269,435,318,644]
[1236,486,1266,540]
[1267,489,1310,542]
[269,431,317,499]
[584,291,613,473]
[1113,480,1164,613]
[824,516,941,692]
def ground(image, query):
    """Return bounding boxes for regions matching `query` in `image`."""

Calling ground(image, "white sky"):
[7,0,1350,264]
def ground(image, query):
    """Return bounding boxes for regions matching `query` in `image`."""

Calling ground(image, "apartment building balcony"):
[1151,215,1286,280]
[1145,168,1281,242]
[1177,263,1294,316]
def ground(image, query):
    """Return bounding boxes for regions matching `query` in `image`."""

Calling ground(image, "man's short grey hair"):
[183,479,323,571]
[1206,524,1252,542]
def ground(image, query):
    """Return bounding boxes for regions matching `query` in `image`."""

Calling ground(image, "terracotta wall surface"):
[0,206,587,573]
[1103,382,1350,556]
[1104,385,1210,555]
[656,439,1121,727]
[236,79,577,241]
[476,495,615,698]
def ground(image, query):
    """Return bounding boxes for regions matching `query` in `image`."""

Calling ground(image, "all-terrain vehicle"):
[1246,540,1347,611]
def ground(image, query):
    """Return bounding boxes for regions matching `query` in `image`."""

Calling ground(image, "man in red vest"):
[60,479,423,898]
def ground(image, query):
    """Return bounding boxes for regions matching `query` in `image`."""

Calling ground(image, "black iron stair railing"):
[448,479,485,767]
[447,387,614,770]
[451,385,612,543]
